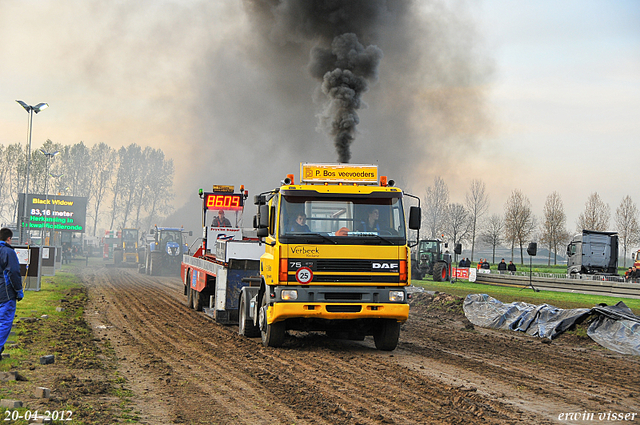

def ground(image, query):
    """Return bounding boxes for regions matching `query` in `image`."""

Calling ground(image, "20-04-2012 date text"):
[4,410,73,422]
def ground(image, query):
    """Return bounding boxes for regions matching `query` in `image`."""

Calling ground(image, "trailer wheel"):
[259,294,285,347]
[373,319,400,351]
[239,292,260,338]
[192,288,205,311]
[433,262,449,282]
[187,285,194,309]
[114,249,123,266]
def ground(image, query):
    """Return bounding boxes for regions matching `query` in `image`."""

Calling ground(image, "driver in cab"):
[212,210,232,227]
[290,213,310,233]
[358,208,381,232]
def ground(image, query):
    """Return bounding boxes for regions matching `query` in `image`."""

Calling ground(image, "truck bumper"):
[267,302,409,324]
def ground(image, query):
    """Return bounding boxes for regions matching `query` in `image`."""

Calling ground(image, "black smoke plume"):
[246,0,389,163]
[311,33,382,162]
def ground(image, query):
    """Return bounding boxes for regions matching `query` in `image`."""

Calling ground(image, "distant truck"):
[566,230,618,276]
[632,249,640,268]
[102,228,140,266]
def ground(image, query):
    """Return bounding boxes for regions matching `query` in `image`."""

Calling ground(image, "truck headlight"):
[281,289,298,301]
[389,291,405,302]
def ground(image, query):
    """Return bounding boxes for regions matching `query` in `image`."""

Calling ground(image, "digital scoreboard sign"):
[18,193,88,233]
[204,193,244,211]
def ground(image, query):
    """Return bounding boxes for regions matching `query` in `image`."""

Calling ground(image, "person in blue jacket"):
[0,228,23,359]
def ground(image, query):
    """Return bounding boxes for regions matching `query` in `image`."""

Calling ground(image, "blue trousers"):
[0,299,17,352]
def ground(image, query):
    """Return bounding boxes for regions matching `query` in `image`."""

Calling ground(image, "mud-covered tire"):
[373,319,400,351]
[260,293,285,347]
[433,262,449,282]
[187,285,194,309]
[239,293,260,338]
[192,287,205,311]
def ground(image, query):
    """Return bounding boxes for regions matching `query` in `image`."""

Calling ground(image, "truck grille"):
[326,305,362,313]
[315,259,373,272]
[288,259,399,273]
[288,275,399,283]
[324,292,362,300]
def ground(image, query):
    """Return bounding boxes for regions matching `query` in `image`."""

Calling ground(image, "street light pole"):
[16,100,49,244]
[39,149,60,244]
[49,174,64,245]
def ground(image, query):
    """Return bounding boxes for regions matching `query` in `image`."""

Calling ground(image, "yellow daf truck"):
[238,163,421,351]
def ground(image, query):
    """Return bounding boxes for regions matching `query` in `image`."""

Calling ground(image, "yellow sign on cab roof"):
[300,163,378,184]
[212,185,235,193]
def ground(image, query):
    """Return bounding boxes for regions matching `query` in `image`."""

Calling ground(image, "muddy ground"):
[7,263,640,424]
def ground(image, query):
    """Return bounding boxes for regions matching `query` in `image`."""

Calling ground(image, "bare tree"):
[540,192,570,265]
[615,195,640,268]
[109,147,126,230]
[4,143,26,225]
[0,144,8,224]
[465,179,489,262]
[59,141,91,197]
[422,176,449,239]
[577,192,610,232]
[479,214,504,264]
[143,149,175,230]
[88,143,115,236]
[444,203,471,261]
[504,189,537,264]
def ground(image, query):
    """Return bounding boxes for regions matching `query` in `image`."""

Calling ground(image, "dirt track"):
[81,265,640,424]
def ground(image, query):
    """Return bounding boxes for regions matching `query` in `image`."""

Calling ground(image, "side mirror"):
[454,243,462,255]
[188,231,193,237]
[257,228,269,237]
[149,229,155,235]
[257,204,269,228]
[408,206,421,230]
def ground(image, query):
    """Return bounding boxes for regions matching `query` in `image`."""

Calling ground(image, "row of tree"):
[0,140,174,236]
[421,178,640,266]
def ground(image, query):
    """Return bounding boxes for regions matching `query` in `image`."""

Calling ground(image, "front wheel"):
[259,293,285,347]
[433,262,449,282]
[373,319,400,351]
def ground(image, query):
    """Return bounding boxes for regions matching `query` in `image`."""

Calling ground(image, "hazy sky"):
[1,0,639,236]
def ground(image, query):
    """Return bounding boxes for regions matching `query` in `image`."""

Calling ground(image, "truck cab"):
[241,163,420,351]
[566,230,618,275]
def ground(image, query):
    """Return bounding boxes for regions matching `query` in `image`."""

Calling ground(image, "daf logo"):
[373,262,398,270]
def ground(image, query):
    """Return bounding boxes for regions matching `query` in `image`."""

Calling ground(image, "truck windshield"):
[278,193,406,245]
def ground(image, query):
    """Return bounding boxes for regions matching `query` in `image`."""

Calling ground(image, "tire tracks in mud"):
[399,306,640,422]
[80,266,637,424]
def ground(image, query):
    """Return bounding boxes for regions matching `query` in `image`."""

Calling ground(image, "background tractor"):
[412,239,460,281]
[140,226,192,276]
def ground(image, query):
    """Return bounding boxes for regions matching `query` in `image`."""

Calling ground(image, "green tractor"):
[412,239,460,281]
